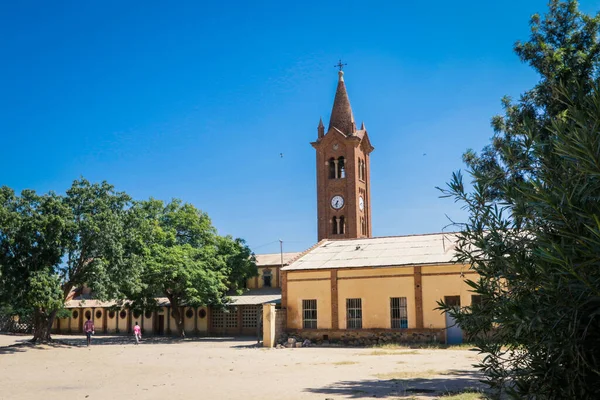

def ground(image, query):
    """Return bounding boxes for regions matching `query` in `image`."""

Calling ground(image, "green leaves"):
[126,199,257,336]
[440,1,600,397]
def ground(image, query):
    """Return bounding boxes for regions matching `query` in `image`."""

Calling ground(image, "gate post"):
[262,303,276,348]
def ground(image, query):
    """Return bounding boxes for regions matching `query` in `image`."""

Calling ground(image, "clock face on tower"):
[359,196,364,211]
[331,195,344,210]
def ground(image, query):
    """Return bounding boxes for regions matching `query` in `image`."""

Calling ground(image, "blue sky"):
[1,1,598,254]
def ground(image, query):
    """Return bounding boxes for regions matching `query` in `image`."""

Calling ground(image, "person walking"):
[133,322,142,345]
[84,317,95,347]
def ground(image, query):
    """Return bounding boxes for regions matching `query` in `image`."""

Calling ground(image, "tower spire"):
[318,117,325,137]
[328,68,355,135]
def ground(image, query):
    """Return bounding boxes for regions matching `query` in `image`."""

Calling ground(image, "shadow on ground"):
[0,333,260,353]
[305,370,485,398]
[0,340,73,355]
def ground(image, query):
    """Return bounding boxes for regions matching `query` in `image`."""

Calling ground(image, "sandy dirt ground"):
[0,334,484,400]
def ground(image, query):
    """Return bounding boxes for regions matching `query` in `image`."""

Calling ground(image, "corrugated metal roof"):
[255,252,301,266]
[282,233,459,271]
[228,288,281,305]
[65,291,281,308]
[65,299,119,308]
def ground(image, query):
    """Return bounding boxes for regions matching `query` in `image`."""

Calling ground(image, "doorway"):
[157,315,165,335]
[444,296,463,344]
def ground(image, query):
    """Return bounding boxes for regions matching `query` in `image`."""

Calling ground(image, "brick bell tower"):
[311,68,374,241]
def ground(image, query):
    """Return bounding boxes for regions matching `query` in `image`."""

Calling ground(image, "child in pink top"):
[133,322,142,345]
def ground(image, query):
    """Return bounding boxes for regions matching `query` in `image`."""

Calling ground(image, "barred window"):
[225,307,238,328]
[346,298,362,329]
[302,300,317,329]
[390,297,408,329]
[212,309,225,328]
[242,306,260,328]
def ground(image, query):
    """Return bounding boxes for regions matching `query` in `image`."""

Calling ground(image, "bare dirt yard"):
[0,334,485,400]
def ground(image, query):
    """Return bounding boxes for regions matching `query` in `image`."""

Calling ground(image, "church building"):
[274,68,478,345]
[51,68,477,345]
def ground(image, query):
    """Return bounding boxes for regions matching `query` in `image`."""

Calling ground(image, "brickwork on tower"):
[311,70,374,241]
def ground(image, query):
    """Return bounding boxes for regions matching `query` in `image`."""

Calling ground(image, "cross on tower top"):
[334,59,347,71]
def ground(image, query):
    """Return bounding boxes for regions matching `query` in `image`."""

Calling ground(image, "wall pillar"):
[166,307,171,335]
[103,308,108,333]
[206,307,212,336]
[68,315,72,334]
[78,309,83,333]
[127,310,132,334]
[194,307,199,335]
[414,266,424,329]
[281,271,287,308]
[331,270,339,329]
[262,303,276,348]
[237,306,243,335]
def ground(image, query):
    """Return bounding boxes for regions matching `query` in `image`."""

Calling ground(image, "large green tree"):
[0,179,135,342]
[0,188,67,340]
[128,199,256,337]
[439,1,600,397]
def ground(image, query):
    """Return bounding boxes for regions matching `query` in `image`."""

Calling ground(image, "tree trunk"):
[31,308,52,343]
[167,296,185,338]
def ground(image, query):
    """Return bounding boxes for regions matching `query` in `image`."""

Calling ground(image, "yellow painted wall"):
[286,271,331,329]
[117,310,129,332]
[183,307,195,333]
[287,270,330,280]
[141,312,153,334]
[92,308,103,331]
[338,272,415,329]
[197,307,208,332]
[70,310,80,331]
[422,265,466,274]
[106,311,118,333]
[422,270,476,329]
[285,264,477,332]
[247,267,280,289]
[337,267,413,278]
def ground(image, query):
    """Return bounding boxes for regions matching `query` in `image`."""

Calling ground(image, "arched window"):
[358,159,364,180]
[362,159,366,180]
[332,216,344,235]
[337,157,345,179]
[328,158,336,179]
[85,310,91,320]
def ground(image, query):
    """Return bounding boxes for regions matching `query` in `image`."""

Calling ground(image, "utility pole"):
[279,239,283,287]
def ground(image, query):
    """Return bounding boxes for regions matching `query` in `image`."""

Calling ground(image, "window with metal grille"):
[212,309,225,328]
[242,306,259,328]
[390,297,408,329]
[302,300,317,329]
[346,298,362,329]
[225,307,238,328]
